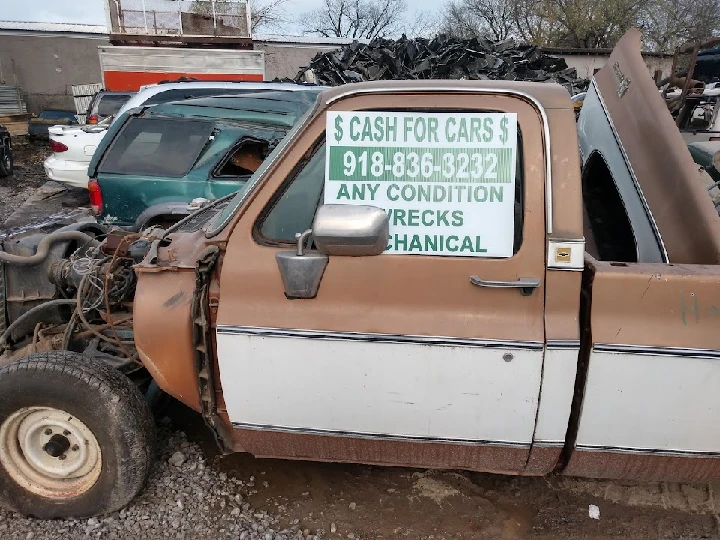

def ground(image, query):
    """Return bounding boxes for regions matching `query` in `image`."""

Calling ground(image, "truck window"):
[258,141,326,242]
[582,151,637,262]
[257,131,525,254]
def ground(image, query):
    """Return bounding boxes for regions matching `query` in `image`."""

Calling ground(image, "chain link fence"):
[109,0,250,37]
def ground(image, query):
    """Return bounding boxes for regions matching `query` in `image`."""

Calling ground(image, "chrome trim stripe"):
[594,343,720,359]
[546,340,581,350]
[325,86,554,234]
[217,325,544,350]
[231,422,531,448]
[592,79,669,263]
[577,444,720,458]
[533,440,565,447]
[548,238,585,243]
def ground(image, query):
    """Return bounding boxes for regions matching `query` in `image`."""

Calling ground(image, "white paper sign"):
[325,111,518,257]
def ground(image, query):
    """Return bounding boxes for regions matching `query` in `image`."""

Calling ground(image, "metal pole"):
[245,0,252,37]
[179,0,183,35]
[211,0,217,35]
[141,0,148,33]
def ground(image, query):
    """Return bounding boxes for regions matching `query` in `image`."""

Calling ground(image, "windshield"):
[98,94,132,116]
[98,117,214,177]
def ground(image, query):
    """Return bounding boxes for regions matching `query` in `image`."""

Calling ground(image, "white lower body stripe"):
[216,328,544,444]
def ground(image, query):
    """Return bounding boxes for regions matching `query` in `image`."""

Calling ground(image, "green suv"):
[87,89,322,230]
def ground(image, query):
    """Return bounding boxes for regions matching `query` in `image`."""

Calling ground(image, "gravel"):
[0,420,326,540]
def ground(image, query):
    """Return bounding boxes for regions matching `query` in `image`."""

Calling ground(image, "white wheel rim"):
[0,407,102,498]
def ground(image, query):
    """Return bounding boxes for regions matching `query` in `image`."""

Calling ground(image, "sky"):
[0,0,442,33]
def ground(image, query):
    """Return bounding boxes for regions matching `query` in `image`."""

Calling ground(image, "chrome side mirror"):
[274,205,389,299]
[312,204,389,256]
[275,230,328,299]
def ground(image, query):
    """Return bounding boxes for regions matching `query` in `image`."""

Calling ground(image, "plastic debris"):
[589,504,600,519]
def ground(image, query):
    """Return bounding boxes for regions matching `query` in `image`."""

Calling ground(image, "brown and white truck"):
[1,29,719,519]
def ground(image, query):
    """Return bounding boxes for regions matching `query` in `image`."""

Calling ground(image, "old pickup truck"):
[0,29,719,519]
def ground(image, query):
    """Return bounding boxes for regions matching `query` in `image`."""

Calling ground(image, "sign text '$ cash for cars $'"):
[325,111,518,257]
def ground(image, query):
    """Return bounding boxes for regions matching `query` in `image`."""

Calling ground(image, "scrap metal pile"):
[296,34,590,93]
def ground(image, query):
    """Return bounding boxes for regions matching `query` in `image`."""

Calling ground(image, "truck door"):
[214,90,548,473]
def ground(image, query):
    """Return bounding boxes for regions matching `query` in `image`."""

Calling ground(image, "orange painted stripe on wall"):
[104,71,265,91]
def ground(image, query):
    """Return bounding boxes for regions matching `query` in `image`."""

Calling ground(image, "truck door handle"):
[469,276,541,296]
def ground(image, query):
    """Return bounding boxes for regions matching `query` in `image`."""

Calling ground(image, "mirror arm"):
[295,229,312,256]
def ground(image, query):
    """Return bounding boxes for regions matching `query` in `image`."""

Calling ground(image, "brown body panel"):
[229,428,528,475]
[588,258,720,350]
[134,228,220,411]
[564,449,720,484]
[217,92,547,340]
[134,269,201,410]
[564,257,720,482]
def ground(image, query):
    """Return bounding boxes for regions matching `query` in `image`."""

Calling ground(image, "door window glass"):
[259,143,326,242]
[258,130,525,256]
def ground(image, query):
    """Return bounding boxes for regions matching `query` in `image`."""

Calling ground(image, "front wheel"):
[0,352,156,518]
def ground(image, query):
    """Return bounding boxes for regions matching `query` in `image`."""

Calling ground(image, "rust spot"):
[163,291,187,309]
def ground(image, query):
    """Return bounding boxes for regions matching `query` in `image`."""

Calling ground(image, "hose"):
[0,299,77,349]
[0,231,98,266]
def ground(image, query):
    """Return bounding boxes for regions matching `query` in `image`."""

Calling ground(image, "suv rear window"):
[39,110,77,121]
[98,94,132,116]
[98,117,213,177]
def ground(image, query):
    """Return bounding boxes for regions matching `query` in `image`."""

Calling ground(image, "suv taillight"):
[50,140,68,153]
[88,179,103,215]
[88,114,98,124]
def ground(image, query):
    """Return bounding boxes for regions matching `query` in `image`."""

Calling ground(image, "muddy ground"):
[177,403,719,540]
[0,140,89,230]
[3,140,720,539]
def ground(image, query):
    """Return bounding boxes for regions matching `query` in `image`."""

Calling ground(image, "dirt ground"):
[174,405,720,540]
[0,140,89,230]
[4,139,720,539]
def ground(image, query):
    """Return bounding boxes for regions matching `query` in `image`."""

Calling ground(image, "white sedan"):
[44,123,109,189]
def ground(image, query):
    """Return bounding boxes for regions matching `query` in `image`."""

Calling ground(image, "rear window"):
[98,117,213,177]
[98,94,132,116]
[39,110,76,121]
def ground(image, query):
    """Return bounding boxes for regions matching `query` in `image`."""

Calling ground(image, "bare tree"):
[441,0,516,41]
[641,0,720,52]
[251,0,292,31]
[539,0,647,48]
[299,0,407,39]
[191,0,292,32]
[441,0,653,48]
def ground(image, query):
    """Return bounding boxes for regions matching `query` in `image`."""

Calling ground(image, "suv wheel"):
[0,352,156,518]
[0,137,13,177]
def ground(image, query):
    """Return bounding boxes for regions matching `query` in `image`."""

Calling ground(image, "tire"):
[0,351,156,518]
[0,139,12,177]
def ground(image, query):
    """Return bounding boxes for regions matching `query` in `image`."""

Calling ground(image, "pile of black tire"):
[295,34,590,95]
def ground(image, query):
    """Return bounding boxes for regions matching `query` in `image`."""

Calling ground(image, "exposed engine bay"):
[0,221,159,389]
